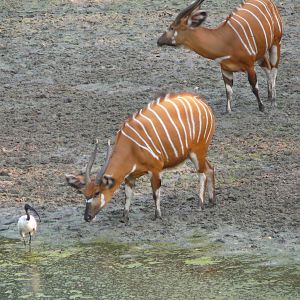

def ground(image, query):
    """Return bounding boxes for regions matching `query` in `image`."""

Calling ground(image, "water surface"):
[1,236,299,299]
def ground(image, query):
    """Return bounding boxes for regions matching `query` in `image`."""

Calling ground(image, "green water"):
[0,237,299,299]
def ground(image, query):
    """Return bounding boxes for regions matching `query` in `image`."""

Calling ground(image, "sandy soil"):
[0,0,299,251]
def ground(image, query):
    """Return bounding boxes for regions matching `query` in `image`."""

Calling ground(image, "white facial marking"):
[174,31,178,37]
[103,173,113,177]
[86,198,93,204]
[100,194,105,208]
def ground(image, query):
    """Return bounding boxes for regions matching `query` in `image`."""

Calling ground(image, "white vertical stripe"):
[238,8,268,52]
[125,123,158,158]
[133,114,161,154]
[228,20,253,55]
[194,97,209,142]
[121,130,159,160]
[186,95,202,143]
[201,102,214,144]
[178,96,196,139]
[246,3,273,43]
[231,16,256,55]
[272,3,282,34]
[157,103,185,156]
[148,103,179,158]
[165,99,189,148]
[176,97,192,140]
[139,111,169,160]
[125,164,137,179]
[253,0,273,24]
[233,13,258,54]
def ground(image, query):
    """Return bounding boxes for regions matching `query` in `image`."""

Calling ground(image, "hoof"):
[121,212,129,224]
[271,100,277,108]
[259,103,265,112]
[209,198,216,206]
[153,210,162,221]
[197,202,204,211]
[225,108,232,114]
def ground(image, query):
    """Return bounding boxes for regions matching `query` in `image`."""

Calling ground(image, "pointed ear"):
[102,175,115,189]
[65,174,85,192]
[188,10,207,27]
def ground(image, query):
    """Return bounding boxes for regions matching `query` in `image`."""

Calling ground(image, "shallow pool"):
[0,236,299,299]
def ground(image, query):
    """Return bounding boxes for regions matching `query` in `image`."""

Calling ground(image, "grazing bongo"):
[157,0,283,113]
[66,92,215,223]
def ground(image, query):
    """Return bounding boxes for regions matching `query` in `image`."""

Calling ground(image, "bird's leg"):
[23,238,26,246]
[29,233,32,245]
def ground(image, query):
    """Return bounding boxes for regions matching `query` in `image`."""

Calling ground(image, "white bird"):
[17,204,41,245]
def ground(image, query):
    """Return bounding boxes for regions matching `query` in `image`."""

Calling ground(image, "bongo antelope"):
[66,92,215,223]
[18,204,41,245]
[157,0,283,113]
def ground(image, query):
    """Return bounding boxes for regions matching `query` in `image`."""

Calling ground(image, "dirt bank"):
[0,0,299,253]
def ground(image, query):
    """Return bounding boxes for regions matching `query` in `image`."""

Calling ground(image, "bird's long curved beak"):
[27,205,41,222]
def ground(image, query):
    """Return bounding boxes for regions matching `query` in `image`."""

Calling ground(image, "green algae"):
[0,235,299,299]
[184,256,219,266]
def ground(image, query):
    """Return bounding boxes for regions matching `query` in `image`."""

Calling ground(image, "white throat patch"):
[172,31,178,45]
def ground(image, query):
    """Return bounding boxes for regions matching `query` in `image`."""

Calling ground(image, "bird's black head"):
[24,204,41,221]
[24,204,31,211]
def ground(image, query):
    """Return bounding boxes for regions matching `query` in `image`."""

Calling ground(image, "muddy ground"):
[0,0,299,253]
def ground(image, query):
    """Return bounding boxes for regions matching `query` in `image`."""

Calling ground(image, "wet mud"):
[0,0,299,267]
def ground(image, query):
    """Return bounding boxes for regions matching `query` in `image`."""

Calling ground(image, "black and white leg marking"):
[221,69,234,113]
[124,178,135,223]
[248,68,265,112]
[270,67,278,107]
[261,67,272,101]
[199,173,206,210]
[151,173,162,220]
[206,168,215,204]
[189,153,206,210]
[269,45,279,106]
